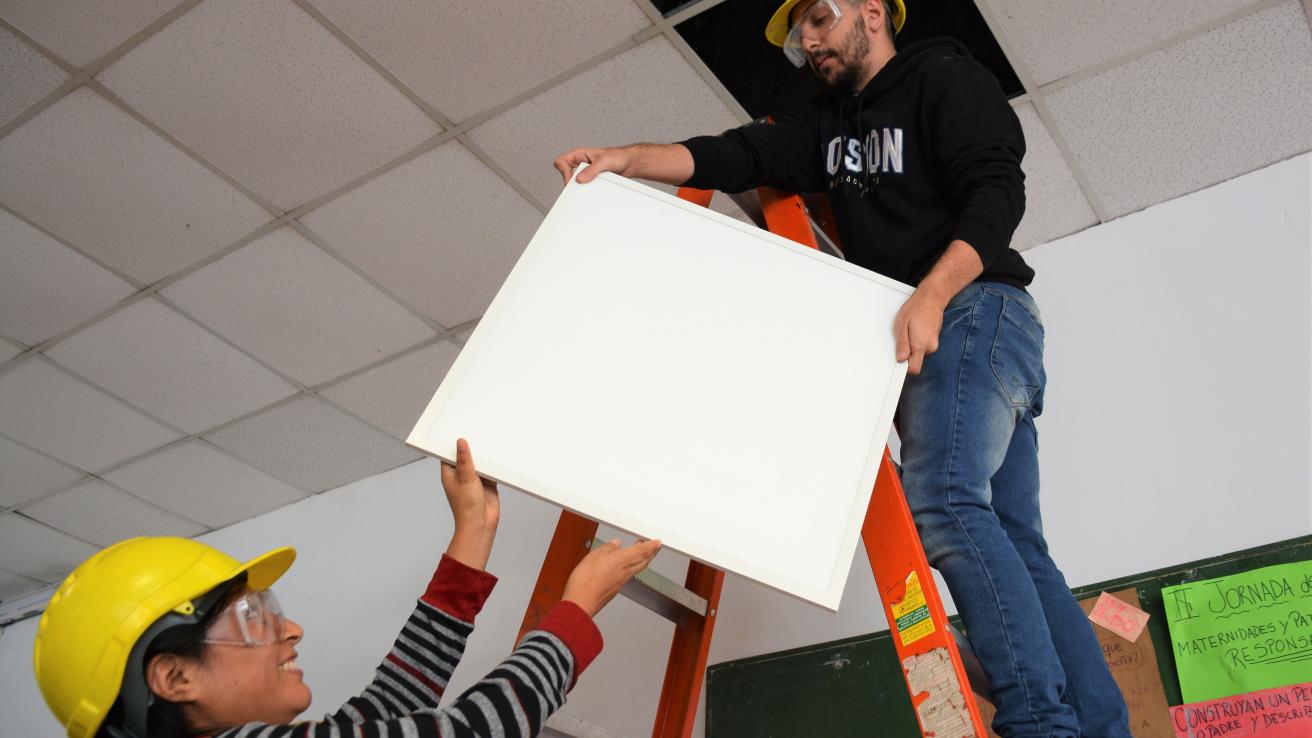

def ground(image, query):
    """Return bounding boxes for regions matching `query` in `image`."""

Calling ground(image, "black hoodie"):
[680,38,1033,288]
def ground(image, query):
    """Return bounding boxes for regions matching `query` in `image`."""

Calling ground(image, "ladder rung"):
[587,538,709,624]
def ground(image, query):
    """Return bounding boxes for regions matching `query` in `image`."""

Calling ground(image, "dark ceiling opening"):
[657,0,1023,121]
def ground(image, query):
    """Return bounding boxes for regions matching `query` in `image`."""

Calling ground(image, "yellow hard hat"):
[33,536,295,738]
[766,0,907,47]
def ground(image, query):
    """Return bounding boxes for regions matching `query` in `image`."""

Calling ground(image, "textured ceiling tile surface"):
[162,228,435,387]
[0,209,135,346]
[0,567,44,601]
[984,0,1261,85]
[321,339,463,439]
[310,0,651,121]
[0,0,178,66]
[0,338,21,364]
[47,298,297,434]
[470,37,744,209]
[106,439,308,528]
[0,358,179,472]
[0,513,97,582]
[22,479,205,547]
[1010,103,1098,250]
[303,142,542,327]
[0,24,67,127]
[205,396,420,493]
[96,0,441,209]
[1043,1,1312,219]
[0,435,84,509]
[0,88,270,283]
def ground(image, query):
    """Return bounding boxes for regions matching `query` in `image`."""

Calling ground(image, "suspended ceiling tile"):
[205,396,421,493]
[0,23,67,127]
[303,142,542,327]
[1043,1,1312,219]
[0,435,84,509]
[983,0,1261,86]
[310,0,651,121]
[22,479,205,547]
[321,338,464,440]
[0,0,178,67]
[0,209,135,346]
[0,514,97,583]
[162,228,435,387]
[1010,103,1098,251]
[105,439,308,529]
[470,37,744,210]
[0,357,179,472]
[0,568,44,601]
[96,0,441,210]
[46,298,297,434]
[0,88,269,283]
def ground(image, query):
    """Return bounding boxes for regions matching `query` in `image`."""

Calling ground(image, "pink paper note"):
[1087,591,1150,642]
[1171,683,1312,738]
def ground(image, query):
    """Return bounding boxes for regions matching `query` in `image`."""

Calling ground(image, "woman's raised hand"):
[440,438,500,570]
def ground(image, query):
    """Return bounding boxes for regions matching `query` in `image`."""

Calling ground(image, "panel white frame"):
[408,172,911,609]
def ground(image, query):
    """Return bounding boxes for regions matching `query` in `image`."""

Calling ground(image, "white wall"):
[1025,154,1311,584]
[2,154,1308,738]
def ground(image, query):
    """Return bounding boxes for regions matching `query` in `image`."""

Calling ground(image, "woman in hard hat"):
[34,439,661,738]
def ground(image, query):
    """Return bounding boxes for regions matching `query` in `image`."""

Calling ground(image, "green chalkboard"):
[705,534,1312,737]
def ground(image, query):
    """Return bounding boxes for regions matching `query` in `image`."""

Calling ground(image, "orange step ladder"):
[515,185,988,738]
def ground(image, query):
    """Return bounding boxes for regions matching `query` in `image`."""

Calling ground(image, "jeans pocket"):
[941,283,983,333]
[989,296,1045,410]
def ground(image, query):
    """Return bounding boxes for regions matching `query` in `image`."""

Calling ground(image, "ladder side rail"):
[650,561,724,738]
[864,451,988,736]
[517,510,600,643]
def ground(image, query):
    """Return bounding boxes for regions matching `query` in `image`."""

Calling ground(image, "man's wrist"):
[914,278,953,308]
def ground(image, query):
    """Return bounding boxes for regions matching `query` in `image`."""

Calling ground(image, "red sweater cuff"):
[422,554,498,622]
[535,601,603,685]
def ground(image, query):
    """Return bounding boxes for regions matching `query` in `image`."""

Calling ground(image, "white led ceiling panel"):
[409,172,910,609]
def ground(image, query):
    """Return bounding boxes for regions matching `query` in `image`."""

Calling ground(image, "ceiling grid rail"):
[0,1,659,379]
[969,0,1111,224]
[0,0,746,397]
[1032,0,1295,97]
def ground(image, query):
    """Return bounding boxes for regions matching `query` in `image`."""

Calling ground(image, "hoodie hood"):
[857,37,973,101]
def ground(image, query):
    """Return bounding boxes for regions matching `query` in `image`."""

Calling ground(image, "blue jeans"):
[898,283,1130,738]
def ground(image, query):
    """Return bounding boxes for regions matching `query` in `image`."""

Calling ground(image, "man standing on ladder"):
[553,1,1130,735]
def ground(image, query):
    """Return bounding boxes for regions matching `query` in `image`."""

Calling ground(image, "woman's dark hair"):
[96,576,246,738]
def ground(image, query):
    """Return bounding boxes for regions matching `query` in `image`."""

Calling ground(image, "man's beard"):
[810,12,871,94]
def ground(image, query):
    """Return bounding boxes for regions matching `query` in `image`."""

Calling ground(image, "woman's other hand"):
[562,538,663,617]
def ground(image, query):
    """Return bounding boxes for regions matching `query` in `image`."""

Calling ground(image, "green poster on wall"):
[1162,559,1312,703]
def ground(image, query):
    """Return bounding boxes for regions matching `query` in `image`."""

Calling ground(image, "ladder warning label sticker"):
[903,648,975,738]
[892,570,935,646]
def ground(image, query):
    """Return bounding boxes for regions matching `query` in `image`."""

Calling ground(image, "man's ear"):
[861,0,887,32]
[145,653,201,703]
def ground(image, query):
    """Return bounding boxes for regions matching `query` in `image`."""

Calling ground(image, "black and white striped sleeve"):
[215,600,603,738]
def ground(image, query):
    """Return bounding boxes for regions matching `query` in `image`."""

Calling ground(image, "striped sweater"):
[211,555,603,738]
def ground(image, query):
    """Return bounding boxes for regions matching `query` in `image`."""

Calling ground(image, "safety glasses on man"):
[782,0,846,68]
[767,0,908,68]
